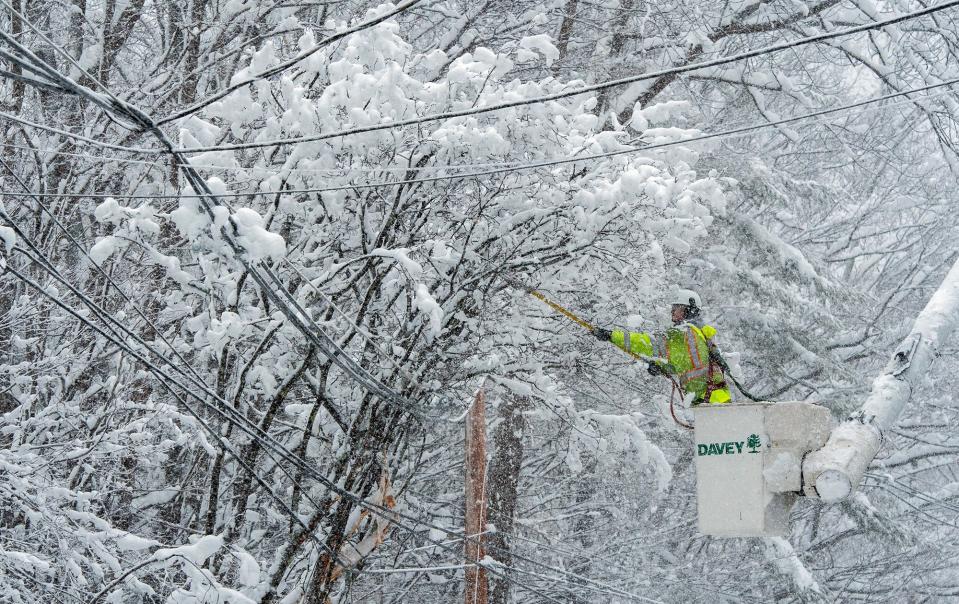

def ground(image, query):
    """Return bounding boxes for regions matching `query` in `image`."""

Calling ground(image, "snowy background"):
[0,0,958,601]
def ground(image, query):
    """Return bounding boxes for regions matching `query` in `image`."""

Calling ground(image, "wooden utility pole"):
[465,385,489,604]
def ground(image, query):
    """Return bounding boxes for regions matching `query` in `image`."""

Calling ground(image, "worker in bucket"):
[594,289,732,405]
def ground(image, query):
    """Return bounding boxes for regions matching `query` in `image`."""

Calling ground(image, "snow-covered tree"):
[2,0,959,601]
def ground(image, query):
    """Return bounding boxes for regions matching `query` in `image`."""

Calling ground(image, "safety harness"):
[703,350,728,404]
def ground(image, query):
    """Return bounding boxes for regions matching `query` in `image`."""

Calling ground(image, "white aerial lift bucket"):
[693,401,833,537]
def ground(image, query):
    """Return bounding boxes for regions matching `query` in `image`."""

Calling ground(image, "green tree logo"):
[747,434,762,453]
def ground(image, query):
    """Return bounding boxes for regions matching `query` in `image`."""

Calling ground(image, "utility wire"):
[0,66,66,93]
[6,78,957,177]
[0,18,668,602]
[0,255,351,568]
[3,76,955,202]
[4,254,562,603]
[6,236,465,590]
[0,0,154,118]
[2,203,398,522]
[174,0,959,153]
[864,472,959,515]
[4,148,446,427]
[3,234,644,603]
[1,215,418,497]
[505,563,665,603]
[4,230,618,603]
[0,30,132,127]
[6,0,938,158]
[0,153,423,419]
[207,78,959,191]
[0,156,212,399]
[0,200,396,575]
[0,140,519,172]
[0,159,360,541]
[9,0,952,165]
[0,109,159,153]
[156,0,425,126]
[0,34,433,555]
[4,233,422,578]
[5,8,953,600]
[0,141,162,168]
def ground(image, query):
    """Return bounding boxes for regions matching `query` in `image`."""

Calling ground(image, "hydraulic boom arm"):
[802,256,959,501]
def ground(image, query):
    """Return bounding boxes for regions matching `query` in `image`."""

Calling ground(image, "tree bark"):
[554,0,579,72]
[465,387,489,604]
[486,394,527,604]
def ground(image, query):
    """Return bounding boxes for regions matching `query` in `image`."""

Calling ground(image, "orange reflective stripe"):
[653,335,665,358]
[690,327,707,369]
[681,367,708,380]
[684,328,702,369]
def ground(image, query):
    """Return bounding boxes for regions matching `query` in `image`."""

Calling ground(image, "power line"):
[3,233,477,594]
[864,472,959,515]
[3,182,610,599]
[2,223,386,567]
[0,65,66,94]
[179,69,956,177]
[0,143,510,176]
[156,0,425,126]
[0,161,348,545]
[2,8,956,603]
[0,191,409,574]
[1,194,424,497]
[0,20,434,494]
[0,15,136,128]
[0,110,159,154]
[3,231,625,603]
[504,563,665,603]
[2,77,955,202]
[2,144,445,425]
[0,157,200,386]
[0,0,123,105]
[3,254,562,603]
[0,141,163,167]
[0,253,352,568]
[254,77,957,191]
[8,8,956,597]
[1,17,954,187]
[174,0,959,153]
[0,17,668,602]
[2,223,651,603]
[0,0,425,154]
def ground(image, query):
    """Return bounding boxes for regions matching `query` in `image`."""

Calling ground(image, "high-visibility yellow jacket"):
[609,323,732,404]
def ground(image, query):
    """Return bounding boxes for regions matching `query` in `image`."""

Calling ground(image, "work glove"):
[593,327,612,341]
[646,362,664,376]
[709,348,730,373]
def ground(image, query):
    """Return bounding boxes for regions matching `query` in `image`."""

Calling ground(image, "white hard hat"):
[671,288,702,308]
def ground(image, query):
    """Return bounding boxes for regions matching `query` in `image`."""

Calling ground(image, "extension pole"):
[465,385,489,604]
[500,276,596,331]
